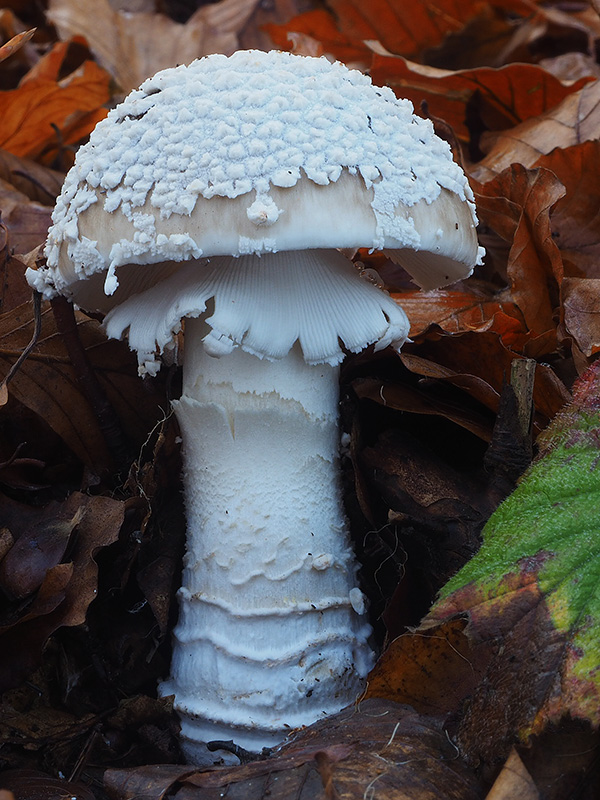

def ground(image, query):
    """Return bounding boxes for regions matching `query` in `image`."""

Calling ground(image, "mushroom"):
[27,50,483,760]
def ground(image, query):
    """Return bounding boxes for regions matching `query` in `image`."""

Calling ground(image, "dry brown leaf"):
[48,0,260,93]
[0,300,167,473]
[366,618,485,714]
[485,749,539,800]
[473,164,565,337]
[472,79,600,180]
[370,56,591,144]
[533,141,600,279]
[0,27,34,63]
[396,288,530,348]
[0,491,124,691]
[0,53,110,162]
[404,331,570,431]
[561,277,600,357]
[269,0,541,67]
[0,149,63,206]
[0,177,52,255]
[104,698,482,800]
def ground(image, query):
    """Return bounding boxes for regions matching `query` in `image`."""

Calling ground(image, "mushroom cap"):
[31,49,482,303]
[27,50,483,371]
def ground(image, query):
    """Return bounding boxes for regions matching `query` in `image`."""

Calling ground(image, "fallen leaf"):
[0,177,52,254]
[562,278,600,357]
[264,9,364,64]
[366,618,486,715]
[370,56,591,145]
[0,50,110,162]
[472,79,600,180]
[0,491,124,691]
[423,358,600,761]
[0,149,64,206]
[268,0,540,67]
[0,502,83,599]
[533,140,600,279]
[485,749,539,800]
[403,330,570,432]
[48,0,260,93]
[0,299,167,473]
[473,164,565,337]
[396,288,529,345]
[104,698,483,800]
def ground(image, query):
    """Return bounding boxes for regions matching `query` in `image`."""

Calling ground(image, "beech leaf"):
[48,0,261,93]
[425,358,600,757]
[370,56,591,144]
[472,79,600,180]
[0,49,110,162]
[473,164,565,337]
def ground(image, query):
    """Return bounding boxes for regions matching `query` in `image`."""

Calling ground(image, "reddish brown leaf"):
[0,45,110,162]
[561,277,600,357]
[370,56,591,144]
[473,79,600,180]
[264,9,367,64]
[474,164,565,337]
[533,140,600,279]
[405,330,570,432]
[396,288,530,347]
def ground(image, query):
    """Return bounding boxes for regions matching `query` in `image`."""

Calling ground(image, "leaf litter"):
[1,0,600,798]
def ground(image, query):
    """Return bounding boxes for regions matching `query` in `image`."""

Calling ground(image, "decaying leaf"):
[0,40,110,164]
[418,358,600,761]
[533,140,600,279]
[104,698,483,800]
[48,0,260,93]
[472,79,600,180]
[0,299,167,473]
[0,491,124,691]
[474,164,565,338]
[369,56,591,145]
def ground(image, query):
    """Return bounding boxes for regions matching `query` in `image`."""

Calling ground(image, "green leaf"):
[430,359,600,735]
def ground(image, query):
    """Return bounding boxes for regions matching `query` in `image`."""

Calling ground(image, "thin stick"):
[0,290,42,405]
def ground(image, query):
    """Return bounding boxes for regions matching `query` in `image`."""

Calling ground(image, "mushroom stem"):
[161,323,373,757]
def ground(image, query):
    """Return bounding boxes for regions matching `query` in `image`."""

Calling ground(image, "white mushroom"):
[27,50,483,760]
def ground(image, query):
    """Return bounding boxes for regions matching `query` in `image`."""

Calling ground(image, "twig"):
[0,290,42,405]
